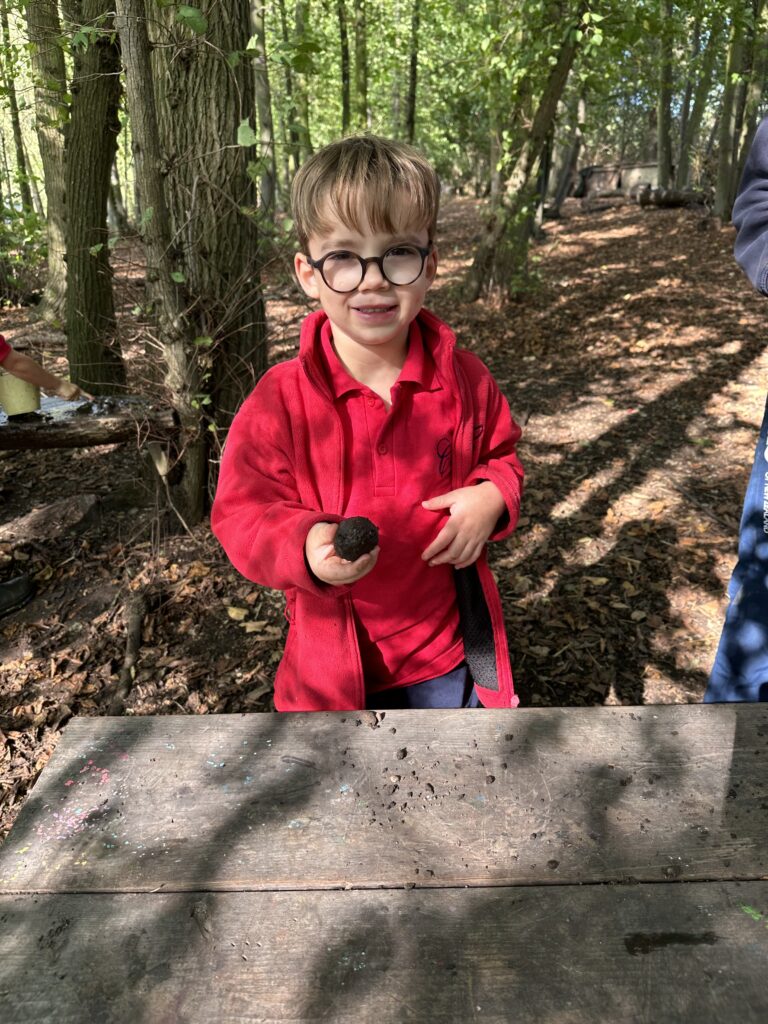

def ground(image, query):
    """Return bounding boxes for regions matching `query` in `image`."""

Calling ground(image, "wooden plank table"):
[1,705,767,1021]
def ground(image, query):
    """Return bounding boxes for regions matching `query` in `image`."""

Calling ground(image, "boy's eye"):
[386,246,417,258]
[326,251,357,263]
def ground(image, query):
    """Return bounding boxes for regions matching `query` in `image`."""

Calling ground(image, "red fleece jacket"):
[211,308,524,711]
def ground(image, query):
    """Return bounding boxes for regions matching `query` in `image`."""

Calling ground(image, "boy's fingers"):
[455,544,482,570]
[421,524,455,561]
[328,546,379,580]
[429,538,467,567]
[422,492,455,510]
[354,545,379,567]
[317,522,339,543]
[308,521,338,546]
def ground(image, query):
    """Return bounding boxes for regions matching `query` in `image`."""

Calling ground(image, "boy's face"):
[294,201,437,358]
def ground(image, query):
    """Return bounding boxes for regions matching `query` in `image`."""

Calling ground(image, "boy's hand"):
[421,481,506,569]
[305,522,379,586]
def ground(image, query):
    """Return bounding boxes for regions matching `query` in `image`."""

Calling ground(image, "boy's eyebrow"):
[318,237,360,249]
[316,232,429,251]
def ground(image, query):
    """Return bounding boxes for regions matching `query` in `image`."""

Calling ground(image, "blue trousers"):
[367,662,480,709]
[706,394,768,702]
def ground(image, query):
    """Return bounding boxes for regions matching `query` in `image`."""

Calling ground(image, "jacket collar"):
[299,308,456,400]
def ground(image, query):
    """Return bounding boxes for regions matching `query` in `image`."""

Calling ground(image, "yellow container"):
[0,370,41,416]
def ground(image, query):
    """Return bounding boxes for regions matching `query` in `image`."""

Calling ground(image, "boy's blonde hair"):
[291,135,440,252]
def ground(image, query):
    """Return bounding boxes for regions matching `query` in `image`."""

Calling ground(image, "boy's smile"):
[294,206,438,372]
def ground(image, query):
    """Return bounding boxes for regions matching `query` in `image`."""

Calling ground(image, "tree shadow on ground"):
[498,329,767,705]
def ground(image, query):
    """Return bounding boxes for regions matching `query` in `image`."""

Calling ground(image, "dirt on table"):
[0,196,762,840]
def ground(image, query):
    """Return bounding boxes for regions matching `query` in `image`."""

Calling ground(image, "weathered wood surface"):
[0,395,175,449]
[1,880,767,1022]
[1,705,766,893]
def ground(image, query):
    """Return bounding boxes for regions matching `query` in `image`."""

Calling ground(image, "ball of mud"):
[333,517,379,561]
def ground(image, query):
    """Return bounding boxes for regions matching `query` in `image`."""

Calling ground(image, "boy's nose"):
[358,260,388,289]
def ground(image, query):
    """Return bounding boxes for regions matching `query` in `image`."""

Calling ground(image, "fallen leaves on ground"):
[0,196,761,838]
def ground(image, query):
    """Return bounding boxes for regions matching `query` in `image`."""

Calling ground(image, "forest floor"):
[1,195,765,840]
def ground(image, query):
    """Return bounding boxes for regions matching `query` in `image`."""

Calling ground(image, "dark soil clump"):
[334,517,379,560]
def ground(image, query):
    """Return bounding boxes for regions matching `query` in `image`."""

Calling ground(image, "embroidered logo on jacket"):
[436,425,483,477]
[436,435,452,476]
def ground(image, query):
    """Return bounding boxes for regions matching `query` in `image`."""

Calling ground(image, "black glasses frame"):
[307,243,433,293]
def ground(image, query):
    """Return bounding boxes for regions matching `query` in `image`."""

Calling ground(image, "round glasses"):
[307,243,432,293]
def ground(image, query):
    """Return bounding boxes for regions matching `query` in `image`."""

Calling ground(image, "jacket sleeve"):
[461,354,524,541]
[211,371,343,596]
[733,116,768,294]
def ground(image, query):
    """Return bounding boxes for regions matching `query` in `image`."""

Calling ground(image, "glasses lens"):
[382,245,424,285]
[322,253,363,292]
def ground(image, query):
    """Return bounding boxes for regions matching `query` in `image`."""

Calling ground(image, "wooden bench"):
[1,704,766,1021]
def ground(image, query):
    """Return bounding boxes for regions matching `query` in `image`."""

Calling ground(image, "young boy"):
[212,135,524,711]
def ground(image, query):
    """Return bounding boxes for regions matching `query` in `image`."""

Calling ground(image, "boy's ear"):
[294,252,321,299]
[424,244,439,287]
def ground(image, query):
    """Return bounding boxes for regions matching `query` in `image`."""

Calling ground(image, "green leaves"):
[271,36,322,75]
[71,25,102,52]
[237,120,258,147]
[175,5,208,35]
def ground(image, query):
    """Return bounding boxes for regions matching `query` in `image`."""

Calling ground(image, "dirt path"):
[0,196,763,838]
[431,199,764,707]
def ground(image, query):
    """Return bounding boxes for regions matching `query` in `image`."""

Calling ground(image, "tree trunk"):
[0,402,175,449]
[657,0,674,189]
[337,0,351,133]
[550,92,585,214]
[533,128,553,231]
[404,0,420,144]
[464,5,585,301]
[352,0,368,129]
[120,0,267,523]
[28,167,44,217]
[736,3,768,183]
[730,3,763,175]
[25,0,68,321]
[639,187,711,208]
[675,13,723,188]
[0,0,33,210]
[107,162,130,233]
[714,12,748,220]
[487,0,505,205]
[293,0,313,163]
[115,0,205,525]
[678,19,700,154]
[249,1,277,217]
[64,0,126,393]
[276,0,299,176]
[0,130,10,208]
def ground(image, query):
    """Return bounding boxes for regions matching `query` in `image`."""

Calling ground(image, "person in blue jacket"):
[706,116,768,701]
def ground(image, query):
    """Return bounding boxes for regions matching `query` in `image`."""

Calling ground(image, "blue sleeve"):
[733,117,768,294]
